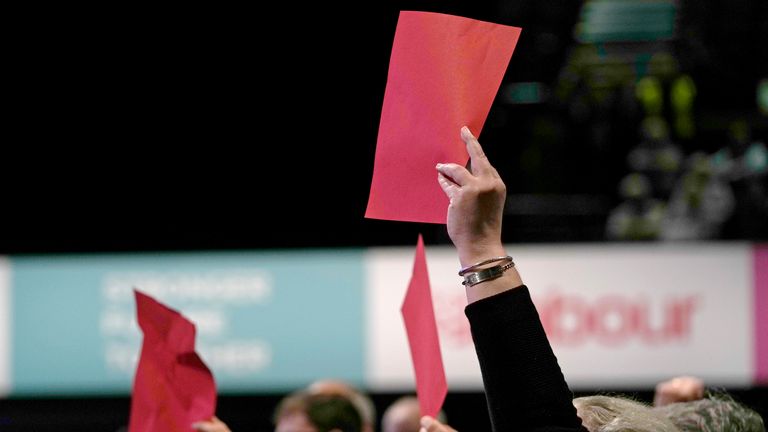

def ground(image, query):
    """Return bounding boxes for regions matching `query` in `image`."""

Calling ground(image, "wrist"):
[457,242,507,268]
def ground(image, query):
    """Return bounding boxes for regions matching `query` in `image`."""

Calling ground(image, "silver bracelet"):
[458,255,513,276]
[462,261,515,287]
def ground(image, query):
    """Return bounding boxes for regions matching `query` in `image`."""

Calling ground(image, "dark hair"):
[274,391,363,432]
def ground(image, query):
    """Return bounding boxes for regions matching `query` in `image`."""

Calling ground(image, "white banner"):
[0,257,10,396]
[365,243,754,390]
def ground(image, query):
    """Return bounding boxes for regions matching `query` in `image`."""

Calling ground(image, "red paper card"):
[129,290,217,432]
[366,11,521,223]
[401,234,447,417]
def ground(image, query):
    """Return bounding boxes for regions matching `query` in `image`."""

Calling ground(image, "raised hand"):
[420,415,458,432]
[437,127,522,302]
[192,416,232,432]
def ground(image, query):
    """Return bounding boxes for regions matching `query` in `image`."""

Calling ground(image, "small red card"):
[129,290,217,432]
[401,234,447,417]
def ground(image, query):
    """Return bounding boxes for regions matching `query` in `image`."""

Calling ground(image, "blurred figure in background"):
[381,396,447,432]
[718,120,768,239]
[194,379,372,432]
[307,379,376,432]
[381,397,421,432]
[661,151,735,240]
[274,391,363,432]
[626,116,683,202]
[606,172,666,240]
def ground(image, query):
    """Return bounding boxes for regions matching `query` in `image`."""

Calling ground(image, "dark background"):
[2,0,767,430]
[5,0,764,254]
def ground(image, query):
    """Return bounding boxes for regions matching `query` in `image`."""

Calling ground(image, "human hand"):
[192,416,232,432]
[653,376,705,406]
[420,415,458,432]
[436,126,507,267]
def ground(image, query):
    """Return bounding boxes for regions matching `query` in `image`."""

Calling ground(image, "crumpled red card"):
[401,234,447,417]
[129,290,216,432]
[366,11,521,224]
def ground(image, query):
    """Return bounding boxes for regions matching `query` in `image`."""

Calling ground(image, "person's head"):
[574,394,765,432]
[574,395,679,432]
[274,391,363,432]
[307,379,376,432]
[381,396,420,432]
[654,393,765,432]
[381,396,448,432]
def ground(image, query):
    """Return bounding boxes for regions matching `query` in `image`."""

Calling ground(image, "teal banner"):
[10,250,365,396]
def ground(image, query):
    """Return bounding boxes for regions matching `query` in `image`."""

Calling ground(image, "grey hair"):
[573,395,681,432]
[654,392,765,432]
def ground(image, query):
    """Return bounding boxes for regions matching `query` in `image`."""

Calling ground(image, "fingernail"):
[436,163,443,169]
[421,416,434,427]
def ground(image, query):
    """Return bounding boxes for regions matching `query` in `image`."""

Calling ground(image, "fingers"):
[437,126,497,185]
[436,163,472,186]
[192,416,231,432]
[653,376,705,406]
[420,415,457,432]
[461,126,493,176]
[420,416,439,432]
[437,172,459,200]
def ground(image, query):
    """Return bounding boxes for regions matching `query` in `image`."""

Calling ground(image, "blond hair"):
[574,395,680,432]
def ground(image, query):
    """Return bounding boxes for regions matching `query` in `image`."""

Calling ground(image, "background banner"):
[1,243,763,395]
[366,243,756,390]
[9,251,364,395]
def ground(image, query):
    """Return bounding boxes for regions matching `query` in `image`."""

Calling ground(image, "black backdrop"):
[4,0,587,254]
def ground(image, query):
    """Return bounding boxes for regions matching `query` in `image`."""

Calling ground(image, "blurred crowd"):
[549,0,768,241]
[606,114,767,241]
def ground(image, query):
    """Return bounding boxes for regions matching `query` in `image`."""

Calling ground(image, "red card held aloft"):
[401,234,447,417]
[129,290,217,432]
[366,11,521,224]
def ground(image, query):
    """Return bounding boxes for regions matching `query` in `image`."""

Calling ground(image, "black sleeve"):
[465,286,587,432]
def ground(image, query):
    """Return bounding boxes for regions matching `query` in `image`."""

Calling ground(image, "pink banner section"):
[755,244,768,385]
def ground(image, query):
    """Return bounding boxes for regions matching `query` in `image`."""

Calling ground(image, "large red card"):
[366,11,521,223]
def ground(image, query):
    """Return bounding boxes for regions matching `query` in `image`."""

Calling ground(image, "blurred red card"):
[366,11,521,223]
[401,234,447,417]
[129,290,216,432]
